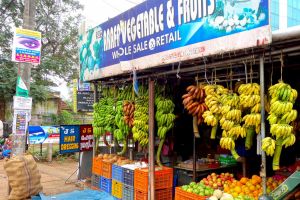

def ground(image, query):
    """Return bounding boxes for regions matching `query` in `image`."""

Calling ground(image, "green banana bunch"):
[266,81,298,170]
[132,95,149,147]
[155,95,175,166]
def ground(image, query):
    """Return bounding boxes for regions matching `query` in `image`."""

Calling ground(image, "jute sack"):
[4,154,43,200]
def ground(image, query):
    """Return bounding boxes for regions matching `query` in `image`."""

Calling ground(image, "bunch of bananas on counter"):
[265,81,298,170]
[182,85,208,125]
[237,83,261,150]
[219,92,244,160]
[132,95,149,147]
[123,101,135,128]
[155,95,176,166]
[202,85,228,139]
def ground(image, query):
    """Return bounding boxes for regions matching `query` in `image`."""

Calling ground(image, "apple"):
[204,180,209,185]
[217,182,222,187]
[212,183,218,189]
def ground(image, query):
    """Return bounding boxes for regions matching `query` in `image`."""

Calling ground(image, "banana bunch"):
[114,101,130,141]
[203,85,228,139]
[220,137,235,150]
[238,83,260,95]
[242,114,261,128]
[132,95,149,147]
[262,137,276,156]
[266,81,298,170]
[182,85,208,124]
[155,96,175,166]
[123,101,135,127]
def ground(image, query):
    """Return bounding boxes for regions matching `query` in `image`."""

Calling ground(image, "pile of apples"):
[266,176,285,194]
[200,172,235,189]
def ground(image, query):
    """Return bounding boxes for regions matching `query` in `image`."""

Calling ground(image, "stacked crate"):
[100,160,113,194]
[111,164,124,199]
[122,167,135,200]
[91,157,102,190]
[134,166,173,200]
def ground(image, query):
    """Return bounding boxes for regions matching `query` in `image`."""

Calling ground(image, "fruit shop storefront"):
[78,0,300,199]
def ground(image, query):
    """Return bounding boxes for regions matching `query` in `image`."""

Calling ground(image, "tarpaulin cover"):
[32,189,115,200]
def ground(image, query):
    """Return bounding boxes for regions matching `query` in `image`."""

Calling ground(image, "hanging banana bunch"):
[203,85,229,139]
[155,94,176,166]
[182,85,208,125]
[238,83,261,150]
[264,81,297,170]
[123,100,135,128]
[219,92,244,160]
[132,86,149,147]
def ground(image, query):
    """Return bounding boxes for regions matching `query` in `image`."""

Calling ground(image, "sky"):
[52,0,144,100]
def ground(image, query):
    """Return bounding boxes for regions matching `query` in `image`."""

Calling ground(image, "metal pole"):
[259,56,267,195]
[148,78,155,200]
[93,83,98,157]
[193,135,196,181]
[12,0,35,156]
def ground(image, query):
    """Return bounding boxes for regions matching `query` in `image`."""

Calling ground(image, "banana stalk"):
[273,137,284,171]
[193,116,200,138]
[210,118,219,139]
[156,135,166,167]
[231,148,240,160]
[117,138,128,156]
[245,127,255,150]
[103,133,111,147]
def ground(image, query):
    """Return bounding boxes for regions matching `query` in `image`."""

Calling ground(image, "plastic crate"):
[134,188,173,200]
[175,187,208,200]
[123,184,134,200]
[123,168,134,186]
[92,174,101,188]
[92,158,102,176]
[112,179,123,199]
[100,176,112,194]
[134,166,173,192]
[112,164,124,182]
[102,161,112,179]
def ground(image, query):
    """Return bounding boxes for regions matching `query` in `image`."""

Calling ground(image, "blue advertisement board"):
[59,125,80,154]
[79,0,271,81]
[29,126,60,144]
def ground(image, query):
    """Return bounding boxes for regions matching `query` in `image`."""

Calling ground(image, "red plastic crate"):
[102,161,112,179]
[134,188,172,200]
[92,158,102,176]
[134,166,173,192]
[175,187,208,200]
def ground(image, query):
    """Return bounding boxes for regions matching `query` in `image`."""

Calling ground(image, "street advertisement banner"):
[79,0,271,81]
[59,125,80,154]
[80,125,93,152]
[12,110,29,136]
[12,28,42,64]
[28,126,60,144]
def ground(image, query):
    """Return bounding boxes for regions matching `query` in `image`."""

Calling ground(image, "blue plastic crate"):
[100,176,112,194]
[123,168,134,186]
[112,164,124,182]
[122,184,134,200]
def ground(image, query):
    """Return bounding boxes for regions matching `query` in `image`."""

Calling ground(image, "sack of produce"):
[4,154,42,200]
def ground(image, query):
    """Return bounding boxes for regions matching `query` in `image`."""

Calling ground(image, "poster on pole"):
[59,125,80,154]
[77,91,94,112]
[80,125,93,152]
[79,0,271,81]
[12,28,42,64]
[12,110,29,135]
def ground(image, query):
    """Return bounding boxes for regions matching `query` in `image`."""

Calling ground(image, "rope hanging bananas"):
[155,96,175,166]
[238,83,261,150]
[203,85,229,139]
[265,81,298,170]
[182,85,208,125]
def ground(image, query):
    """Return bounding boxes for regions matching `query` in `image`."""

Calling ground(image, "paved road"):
[0,158,83,200]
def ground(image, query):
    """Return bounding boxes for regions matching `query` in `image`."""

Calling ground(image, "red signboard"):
[80,125,93,152]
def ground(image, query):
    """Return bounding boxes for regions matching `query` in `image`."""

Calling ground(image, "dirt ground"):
[0,158,87,200]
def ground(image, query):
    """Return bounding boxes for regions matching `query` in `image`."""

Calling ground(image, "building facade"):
[271,0,300,30]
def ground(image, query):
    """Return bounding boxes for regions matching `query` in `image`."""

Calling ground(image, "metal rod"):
[193,134,196,181]
[148,78,155,200]
[259,56,267,195]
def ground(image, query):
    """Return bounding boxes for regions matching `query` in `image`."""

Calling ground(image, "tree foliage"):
[0,0,83,101]
[50,110,80,125]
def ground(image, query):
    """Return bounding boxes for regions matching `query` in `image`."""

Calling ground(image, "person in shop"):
[1,134,12,158]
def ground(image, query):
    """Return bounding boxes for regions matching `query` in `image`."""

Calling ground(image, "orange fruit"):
[252,175,262,183]
[249,185,256,191]
[240,177,248,184]
[235,186,242,193]
[251,179,258,185]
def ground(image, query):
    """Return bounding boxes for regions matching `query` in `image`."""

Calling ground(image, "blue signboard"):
[79,0,271,81]
[29,126,60,144]
[59,125,80,154]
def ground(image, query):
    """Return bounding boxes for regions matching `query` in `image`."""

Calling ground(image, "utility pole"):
[11,0,36,156]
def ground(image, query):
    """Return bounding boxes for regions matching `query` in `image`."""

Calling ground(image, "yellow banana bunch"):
[220,137,235,150]
[281,109,297,124]
[204,85,229,96]
[282,134,296,148]
[269,81,298,102]
[262,137,276,156]
[267,113,278,125]
[220,118,235,130]
[203,111,218,126]
[227,125,246,138]
[238,83,260,95]
[225,109,242,121]
[270,124,293,139]
[242,113,261,128]
[270,101,293,115]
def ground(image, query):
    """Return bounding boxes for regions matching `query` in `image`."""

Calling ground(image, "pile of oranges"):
[223,175,263,199]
